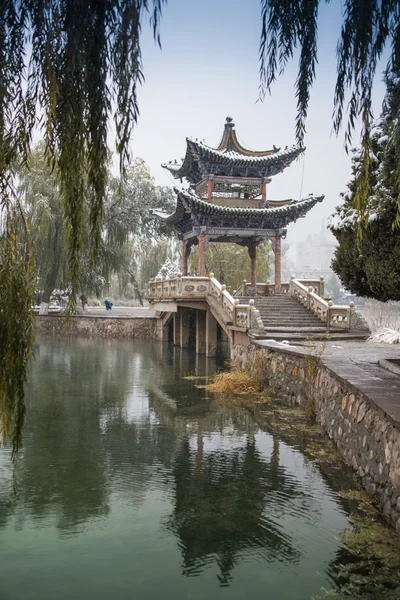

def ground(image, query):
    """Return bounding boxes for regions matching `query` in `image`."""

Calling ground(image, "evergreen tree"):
[329,70,400,301]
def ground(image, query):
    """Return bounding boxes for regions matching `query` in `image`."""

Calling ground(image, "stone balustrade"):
[149,273,354,332]
[289,276,353,330]
[234,281,290,296]
[148,273,253,330]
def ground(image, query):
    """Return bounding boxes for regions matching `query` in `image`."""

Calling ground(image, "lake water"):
[0,337,397,600]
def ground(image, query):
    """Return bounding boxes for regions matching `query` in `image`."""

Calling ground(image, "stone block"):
[356,401,367,423]
[347,394,356,416]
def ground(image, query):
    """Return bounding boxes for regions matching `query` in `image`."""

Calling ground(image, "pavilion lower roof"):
[152,189,324,234]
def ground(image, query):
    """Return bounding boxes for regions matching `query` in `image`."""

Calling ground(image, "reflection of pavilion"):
[164,435,306,585]
[146,351,318,585]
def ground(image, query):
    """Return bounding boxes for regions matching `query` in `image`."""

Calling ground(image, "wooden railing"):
[148,274,262,331]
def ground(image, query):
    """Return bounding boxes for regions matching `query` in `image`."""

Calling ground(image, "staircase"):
[238,295,369,341]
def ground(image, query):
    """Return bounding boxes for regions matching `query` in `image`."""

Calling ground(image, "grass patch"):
[208,369,261,394]
[207,368,274,407]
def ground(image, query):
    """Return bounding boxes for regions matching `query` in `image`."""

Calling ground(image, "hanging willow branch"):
[0,0,165,456]
[259,0,400,215]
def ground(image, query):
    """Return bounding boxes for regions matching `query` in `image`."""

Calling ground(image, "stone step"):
[264,326,329,332]
[257,307,312,312]
[257,311,321,317]
[257,312,324,319]
[249,330,370,342]
[256,303,305,307]
[262,321,326,327]
[260,313,323,318]
[257,309,324,319]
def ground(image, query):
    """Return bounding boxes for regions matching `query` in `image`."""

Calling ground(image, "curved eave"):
[175,188,324,218]
[151,195,187,225]
[189,139,303,166]
[162,141,304,182]
[217,125,279,156]
[153,190,324,233]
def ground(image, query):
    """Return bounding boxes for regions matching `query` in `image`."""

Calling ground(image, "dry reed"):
[208,369,260,394]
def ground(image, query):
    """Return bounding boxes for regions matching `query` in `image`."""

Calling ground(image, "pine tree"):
[329,70,400,301]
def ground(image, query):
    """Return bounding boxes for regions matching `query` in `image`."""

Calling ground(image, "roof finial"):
[225,116,234,128]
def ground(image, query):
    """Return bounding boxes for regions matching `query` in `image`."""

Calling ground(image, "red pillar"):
[198,233,206,276]
[181,241,191,276]
[261,180,267,208]
[274,236,282,294]
[248,243,257,296]
[181,241,188,275]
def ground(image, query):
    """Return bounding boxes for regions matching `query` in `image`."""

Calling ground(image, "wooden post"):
[205,308,217,357]
[248,243,257,296]
[207,176,214,202]
[196,310,206,354]
[180,308,190,349]
[274,236,282,294]
[198,233,206,276]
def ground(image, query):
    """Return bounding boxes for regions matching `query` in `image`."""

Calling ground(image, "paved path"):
[255,339,400,425]
[84,306,157,318]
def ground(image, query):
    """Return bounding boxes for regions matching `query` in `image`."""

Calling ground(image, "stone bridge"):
[148,274,361,356]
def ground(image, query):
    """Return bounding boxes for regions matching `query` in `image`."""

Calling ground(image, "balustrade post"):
[289,275,295,297]
[249,299,254,329]
[327,300,333,328]
[307,287,313,310]
[320,276,325,298]
[234,298,239,327]
[208,272,214,296]
[221,284,226,307]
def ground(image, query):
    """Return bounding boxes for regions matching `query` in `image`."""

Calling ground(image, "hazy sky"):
[123,0,387,253]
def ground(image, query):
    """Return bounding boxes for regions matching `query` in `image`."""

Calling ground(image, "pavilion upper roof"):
[152,188,324,232]
[162,117,303,184]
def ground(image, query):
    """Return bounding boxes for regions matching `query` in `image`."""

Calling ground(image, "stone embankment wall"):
[232,342,400,530]
[35,315,157,339]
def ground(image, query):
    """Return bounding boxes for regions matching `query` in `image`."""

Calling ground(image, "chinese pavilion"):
[154,117,324,293]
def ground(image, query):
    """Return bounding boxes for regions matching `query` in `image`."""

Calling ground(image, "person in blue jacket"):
[105,300,113,311]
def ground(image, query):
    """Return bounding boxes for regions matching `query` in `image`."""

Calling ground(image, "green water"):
[0,337,390,600]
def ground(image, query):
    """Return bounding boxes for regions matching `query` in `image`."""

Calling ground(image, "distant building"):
[296,226,337,279]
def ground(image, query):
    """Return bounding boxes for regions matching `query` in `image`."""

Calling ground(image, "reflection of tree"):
[1,338,177,535]
[0,337,351,593]
[164,434,307,585]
